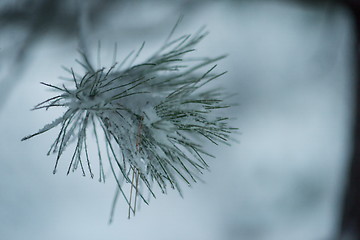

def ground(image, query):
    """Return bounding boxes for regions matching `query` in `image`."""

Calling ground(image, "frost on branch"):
[22,27,237,219]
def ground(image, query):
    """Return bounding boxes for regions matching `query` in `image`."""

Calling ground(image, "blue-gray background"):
[0,1,354,239]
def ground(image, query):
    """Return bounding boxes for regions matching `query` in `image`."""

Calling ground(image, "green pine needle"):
[22,26,237,220]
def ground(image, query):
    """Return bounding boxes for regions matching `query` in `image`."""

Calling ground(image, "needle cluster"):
[22,26,236,219]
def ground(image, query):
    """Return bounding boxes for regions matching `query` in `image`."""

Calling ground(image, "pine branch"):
[22,26,237,220]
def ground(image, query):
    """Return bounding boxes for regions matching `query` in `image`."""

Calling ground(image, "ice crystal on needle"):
[22,27,236,219]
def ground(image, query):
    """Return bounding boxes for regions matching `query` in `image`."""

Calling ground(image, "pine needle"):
[22,25,237,221]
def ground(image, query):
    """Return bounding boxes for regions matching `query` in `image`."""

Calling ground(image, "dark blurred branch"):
[339,0,360,239]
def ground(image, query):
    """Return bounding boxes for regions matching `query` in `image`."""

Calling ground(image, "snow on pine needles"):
[22,27,237,219]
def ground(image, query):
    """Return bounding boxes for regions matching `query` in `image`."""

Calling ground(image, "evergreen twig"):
[22,26,237,220]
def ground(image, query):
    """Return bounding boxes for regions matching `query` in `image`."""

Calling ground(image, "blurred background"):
[0,0,357,239]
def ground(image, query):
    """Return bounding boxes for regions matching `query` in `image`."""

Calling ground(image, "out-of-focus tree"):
[339,1,360,239]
